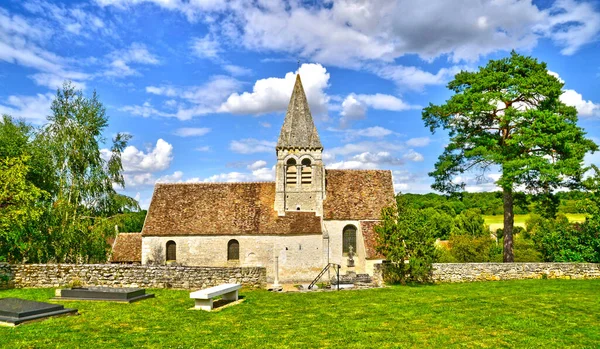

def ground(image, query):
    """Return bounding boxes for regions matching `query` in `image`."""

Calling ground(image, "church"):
[137,74,395,282]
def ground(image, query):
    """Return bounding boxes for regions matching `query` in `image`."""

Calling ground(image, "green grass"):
[2,280,600,348]
[484,213,587,231]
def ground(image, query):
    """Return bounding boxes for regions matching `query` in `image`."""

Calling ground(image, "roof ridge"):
[156,181,276,186]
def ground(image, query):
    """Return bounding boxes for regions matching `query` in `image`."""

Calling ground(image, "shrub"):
[533,215,600,262]
[448,235,497,262]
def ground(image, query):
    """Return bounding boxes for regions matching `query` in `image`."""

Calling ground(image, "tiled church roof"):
[142,170,395,237]
[141,182,322,236]
[276,74,323,150]
[110,233,142,263]
[323,170,395,220]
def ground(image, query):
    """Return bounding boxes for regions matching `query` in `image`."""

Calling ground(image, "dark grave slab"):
[0,298,77,326]
[55,287,154,303]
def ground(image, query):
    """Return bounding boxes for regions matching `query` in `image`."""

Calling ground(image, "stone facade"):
[373,262,600,284]
[274,148,325,216]
[0,264,265,289]
[142,235,325,282]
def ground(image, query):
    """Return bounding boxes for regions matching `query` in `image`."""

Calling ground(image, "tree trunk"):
[503,188,515,262]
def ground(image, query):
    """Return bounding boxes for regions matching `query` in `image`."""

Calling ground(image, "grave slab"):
[0,298,77,326]
[54,287,154,303]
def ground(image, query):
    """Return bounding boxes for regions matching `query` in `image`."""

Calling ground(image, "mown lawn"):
[1,279,600,348]
[484,214,588,231]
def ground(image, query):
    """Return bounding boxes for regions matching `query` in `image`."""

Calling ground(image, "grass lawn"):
[2,279,600,348]
[484,214,588,231]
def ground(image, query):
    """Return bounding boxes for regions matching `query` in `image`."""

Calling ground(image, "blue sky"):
[1,0,599,208]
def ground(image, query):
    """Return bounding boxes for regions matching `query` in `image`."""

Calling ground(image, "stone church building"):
[138,74,395,282]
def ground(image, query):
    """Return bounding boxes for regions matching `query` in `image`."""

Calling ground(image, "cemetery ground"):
[1,279,599,348]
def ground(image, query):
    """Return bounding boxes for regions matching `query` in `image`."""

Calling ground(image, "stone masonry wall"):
[0,264,266,289]
[373,262,600,284]
[433,263,600,282]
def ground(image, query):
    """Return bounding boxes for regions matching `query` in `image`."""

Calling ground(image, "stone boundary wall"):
[0,263,265,289]
[373,262,600,284]
[433,263,600,282]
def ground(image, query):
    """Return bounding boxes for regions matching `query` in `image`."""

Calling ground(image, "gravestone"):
[0,298,77,326]
[55,287,154,303]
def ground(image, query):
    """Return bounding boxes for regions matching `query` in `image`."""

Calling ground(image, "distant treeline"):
[401,191,591,216]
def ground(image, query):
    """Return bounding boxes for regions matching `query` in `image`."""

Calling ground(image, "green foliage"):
[422,51,597,261]
[532,215,600,262]
[376,205,437,284]
[448,235,497,262]
[452,209,489,237]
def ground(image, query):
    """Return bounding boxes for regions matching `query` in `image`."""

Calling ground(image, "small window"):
[301,158,312,187]
[228,239,239,261]
[342,225,357,255]
[286,158,297,185]
[166,240,176,261]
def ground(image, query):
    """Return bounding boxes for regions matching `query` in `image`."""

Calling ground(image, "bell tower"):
[274,74,325,216]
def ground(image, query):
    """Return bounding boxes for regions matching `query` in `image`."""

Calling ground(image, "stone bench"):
[189,283,241,311]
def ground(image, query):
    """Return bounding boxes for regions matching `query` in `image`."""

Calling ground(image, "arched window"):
[301,158,312,187]
[166,240,176,261]
[228,239,239,261]
[286,158,297,185]
[342,225,357,255]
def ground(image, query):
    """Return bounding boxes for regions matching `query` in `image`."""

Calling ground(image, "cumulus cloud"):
[230,139,276,154]
[173,127,211,137]
[120,139,173,173]
[560,89,600,117]
[219,63,330,116]
[248,160,267,170]
[190,35,221,59]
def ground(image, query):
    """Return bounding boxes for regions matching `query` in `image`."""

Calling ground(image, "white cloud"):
[98,0,600,72]
[230,139,276,154]
[173,127,211,137]
[120,139,173,173]
[223,64,252,76]
[0,93,53,124]
[406,137,431,147]
[340,93,418,125]
[247,160,267,170]
[190,35,221,59]
[143,76,241,120]
[560,89,600,117]
[0,8,90,89]
[104,43,160,77]
[219,63,330,116]
[195,146,211,152]
[121,102,175,118]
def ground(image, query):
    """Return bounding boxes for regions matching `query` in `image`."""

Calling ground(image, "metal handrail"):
[308,263,341,290]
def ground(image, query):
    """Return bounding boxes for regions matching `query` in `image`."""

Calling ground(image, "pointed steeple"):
[276,74,323,150]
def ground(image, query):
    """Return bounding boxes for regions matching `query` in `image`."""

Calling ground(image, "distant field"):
[484,214,588,231]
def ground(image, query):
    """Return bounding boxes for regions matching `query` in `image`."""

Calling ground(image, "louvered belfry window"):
[301,158,312,187]
[286,158,297,185]
[343,225,357,255]
[228,239,239,261]
[166,241,176,261]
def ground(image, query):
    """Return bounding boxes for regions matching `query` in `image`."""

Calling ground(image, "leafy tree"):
[0,156,47,261]
[422,51,597,262]
[451,209,489,237]
[376,205,437,284]
[37,82,135,262]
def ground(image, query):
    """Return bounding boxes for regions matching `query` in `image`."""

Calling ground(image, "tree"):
[38,82,135,262]
[422,51,597,262]
[375,204,437,284]
[0,156,47,261]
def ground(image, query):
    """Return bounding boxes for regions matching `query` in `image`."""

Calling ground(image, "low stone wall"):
[373,262,600,284]
[433,263,600,282]
[0,264,266,289]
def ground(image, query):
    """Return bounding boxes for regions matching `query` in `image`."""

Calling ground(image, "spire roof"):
[276,74,323,150]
